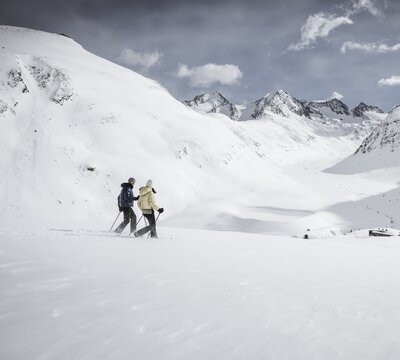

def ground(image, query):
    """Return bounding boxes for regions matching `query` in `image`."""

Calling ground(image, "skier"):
[134,179,164,238]
[114,177,139,234]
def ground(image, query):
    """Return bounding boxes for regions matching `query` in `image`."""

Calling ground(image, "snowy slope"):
[330,106,400,173]
[0,25,372,233]
[1,26,399,236]
[0,26,300,229]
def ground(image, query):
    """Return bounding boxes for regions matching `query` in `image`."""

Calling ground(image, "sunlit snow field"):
[2,228,400,360]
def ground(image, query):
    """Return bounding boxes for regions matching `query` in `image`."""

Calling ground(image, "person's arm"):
[117,194,122,212]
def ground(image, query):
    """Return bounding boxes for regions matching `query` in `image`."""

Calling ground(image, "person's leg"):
[134,213,153,237]
[148,212,157,238]
[129,209,137,233]
[114,209,129,233]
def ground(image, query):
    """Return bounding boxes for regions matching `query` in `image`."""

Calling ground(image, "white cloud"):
[288,13,353,51]
[117,49,162,69]
[328,91,344,100]
[341,41,400,53]
[347,0,385,17]
[315,91,344,102]
[288,0,387,52]
[378,76,400,87]
[176,63,243,87]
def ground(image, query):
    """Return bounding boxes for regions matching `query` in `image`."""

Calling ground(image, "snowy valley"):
[1,26,400,360]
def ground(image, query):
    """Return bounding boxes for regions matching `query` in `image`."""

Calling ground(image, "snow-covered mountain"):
[306,98,353,119]
[1,25,399,236]
[328,106,400,173]
[185,90,386,122]
[183,91,241,120]
[352,102,384,120]
[242,89,310,119]
[356,105,400,155]
[185,89,387,141]
[0,25,358,231]
[1,26,288,228]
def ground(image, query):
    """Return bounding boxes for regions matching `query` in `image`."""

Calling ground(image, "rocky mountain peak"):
[352,102,384,119]
[251,89,310,119]
[183,91,228,106]
[183,91,241,120]
[355,105,400,154]
[308,98,352,117]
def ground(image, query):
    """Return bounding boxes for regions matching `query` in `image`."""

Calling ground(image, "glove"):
[158,208,164,214]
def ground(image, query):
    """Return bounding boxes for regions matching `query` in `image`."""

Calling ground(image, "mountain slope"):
[352,102,384,120]
[328,106,400,173]
[355,105,400,155]
[0,26,285,227]
[2,26,397,235]
[3,26,347,230]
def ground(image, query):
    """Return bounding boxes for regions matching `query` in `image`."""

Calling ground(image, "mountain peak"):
[352,102,384,119]
[248,89,311,119]
[183,92,241,120]
[307,98,352,118]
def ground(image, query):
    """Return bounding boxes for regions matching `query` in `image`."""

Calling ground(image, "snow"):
[330,106,400,173]
[2,228,400,360]
[2,26,400,359]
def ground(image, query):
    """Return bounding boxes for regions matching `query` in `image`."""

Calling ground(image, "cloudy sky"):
[1,0,399,110]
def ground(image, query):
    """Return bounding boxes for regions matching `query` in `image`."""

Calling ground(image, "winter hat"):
[146,179,153,187]
[128,177,136,184]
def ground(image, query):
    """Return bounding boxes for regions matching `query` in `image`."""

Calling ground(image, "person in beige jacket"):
[134,179,164,238]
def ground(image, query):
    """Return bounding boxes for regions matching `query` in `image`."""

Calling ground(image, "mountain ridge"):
[184,89,385,122]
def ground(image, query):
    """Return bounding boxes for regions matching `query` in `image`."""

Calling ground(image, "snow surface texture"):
[2,26,400,360]
[2,229,400,360]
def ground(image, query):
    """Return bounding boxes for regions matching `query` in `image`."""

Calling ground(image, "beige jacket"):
[137,186,160,214]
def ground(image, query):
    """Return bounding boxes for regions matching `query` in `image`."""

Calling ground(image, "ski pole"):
[136,215,143,227]
[109,211,121,231]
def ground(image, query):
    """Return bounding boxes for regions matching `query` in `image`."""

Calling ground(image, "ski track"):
[1,229,400,359]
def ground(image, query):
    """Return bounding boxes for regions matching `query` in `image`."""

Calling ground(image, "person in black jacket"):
[114,177,139,234]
